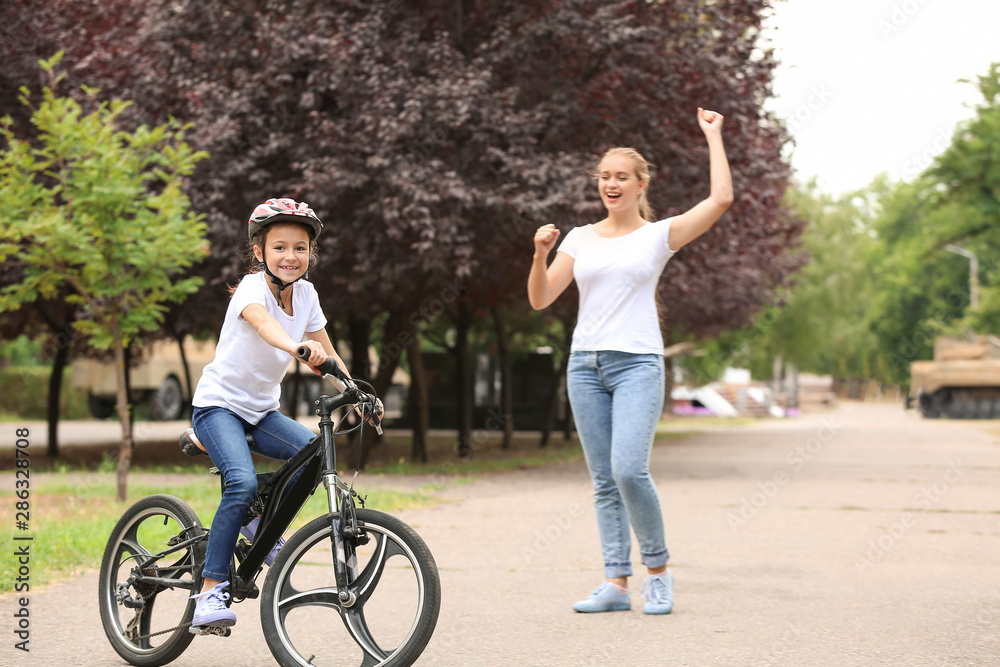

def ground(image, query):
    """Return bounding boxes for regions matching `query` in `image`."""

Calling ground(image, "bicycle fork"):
[316,394,364,608]
[323,472,361,607]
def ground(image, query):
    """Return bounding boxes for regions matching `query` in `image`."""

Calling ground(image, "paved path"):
[3,402,999,666]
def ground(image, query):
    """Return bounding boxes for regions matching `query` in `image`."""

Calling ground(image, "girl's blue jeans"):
[567,351,669,579]
[192,405,316,581]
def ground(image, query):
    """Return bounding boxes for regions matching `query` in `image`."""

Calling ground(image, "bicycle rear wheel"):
[261,508,441,667]
[98,494,205,667]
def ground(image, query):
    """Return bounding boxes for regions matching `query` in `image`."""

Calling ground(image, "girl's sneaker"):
[190,581,236,627]
[240,517,284,566]
[572,582,631,613]
[640,571,674,615]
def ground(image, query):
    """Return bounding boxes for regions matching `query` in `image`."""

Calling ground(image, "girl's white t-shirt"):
[557,219,677,354]
[193,272,327,424]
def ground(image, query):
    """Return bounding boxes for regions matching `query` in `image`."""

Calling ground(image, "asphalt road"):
[2,402,999,666]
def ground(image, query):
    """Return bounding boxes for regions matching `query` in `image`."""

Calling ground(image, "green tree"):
[928,62,1000,334]
[690,181,879,386]
[0,54,208,499]
[859,64,1000,384]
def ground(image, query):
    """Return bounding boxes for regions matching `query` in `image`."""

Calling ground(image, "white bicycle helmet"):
[247,197,322,241]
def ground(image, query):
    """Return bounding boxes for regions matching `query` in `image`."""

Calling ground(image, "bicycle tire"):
[261,508,441,667]
[98,494,205,667]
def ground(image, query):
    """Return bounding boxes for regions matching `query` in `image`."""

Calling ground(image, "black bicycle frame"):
[233,389,358,583]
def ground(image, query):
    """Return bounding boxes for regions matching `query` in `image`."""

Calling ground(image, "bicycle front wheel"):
[98,494,205,667]
[261,508,441,667]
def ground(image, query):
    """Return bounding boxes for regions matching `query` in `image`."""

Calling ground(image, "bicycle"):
[98,347,441,667]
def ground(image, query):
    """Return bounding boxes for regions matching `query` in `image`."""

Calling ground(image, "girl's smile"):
[255,223,312,283]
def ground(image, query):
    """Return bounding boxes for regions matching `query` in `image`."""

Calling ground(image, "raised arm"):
[528,224,575,310]
[667,108,734,251]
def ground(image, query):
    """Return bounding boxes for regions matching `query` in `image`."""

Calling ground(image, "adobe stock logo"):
[878,0,933,40]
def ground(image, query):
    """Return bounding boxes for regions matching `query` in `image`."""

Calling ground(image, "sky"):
[762,0,1000,198]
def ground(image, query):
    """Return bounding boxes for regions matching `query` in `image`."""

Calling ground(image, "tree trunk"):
[772,354,783,395]
[124,342,135,431]
[663,354,674,417]
[540,354,567,448]
[491,307,513,450]
[347,316,372,468]
[563,395,574,441]
[347,316,372,381]
[175,332,193,419]
[113,333,134,501]
[788,363,799,409]
[560,325,575,441]
[36,304,75,458]
[407,331,429,463]
[46,336,70,458]
[453,304,473,458]
[367,314,410,454]
[372,313,408,399]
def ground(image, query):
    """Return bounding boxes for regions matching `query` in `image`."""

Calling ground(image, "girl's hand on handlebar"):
[297,340,328,374]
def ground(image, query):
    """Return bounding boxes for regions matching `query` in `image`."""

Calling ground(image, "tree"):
[0,286,83,456]
[927,62,1000,334]
[0,54,208,499]
[854,64,1000,386]
[738,181,879,384]
[6,2,804,460]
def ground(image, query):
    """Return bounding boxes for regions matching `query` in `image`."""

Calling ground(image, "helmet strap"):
[259,251,300,310]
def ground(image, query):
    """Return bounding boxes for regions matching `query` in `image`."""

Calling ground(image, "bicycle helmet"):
[247,197,323,309]
[247,197,323,242]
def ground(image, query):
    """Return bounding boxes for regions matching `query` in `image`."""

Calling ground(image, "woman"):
[527,108,733,614]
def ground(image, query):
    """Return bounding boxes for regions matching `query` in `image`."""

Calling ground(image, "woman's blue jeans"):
[192,405,316,581]
[567,351,669,579]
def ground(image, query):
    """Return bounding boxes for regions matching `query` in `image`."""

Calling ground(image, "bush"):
[0,366,89,420]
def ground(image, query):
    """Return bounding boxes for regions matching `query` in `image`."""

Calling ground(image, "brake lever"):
[361,395,384,435]
[295,346,381,433]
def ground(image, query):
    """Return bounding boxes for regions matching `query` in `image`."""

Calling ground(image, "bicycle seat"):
[179,427,255,456]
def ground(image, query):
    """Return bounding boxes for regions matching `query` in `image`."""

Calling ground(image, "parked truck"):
[71,339,343,421]
[909,335,1000,419]
[71,338,216,421]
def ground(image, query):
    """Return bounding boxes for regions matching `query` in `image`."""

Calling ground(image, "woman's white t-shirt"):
[193,272,327,424]
[556,219,677,355]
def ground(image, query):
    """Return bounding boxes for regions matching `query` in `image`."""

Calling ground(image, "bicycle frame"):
[232,388,362,600]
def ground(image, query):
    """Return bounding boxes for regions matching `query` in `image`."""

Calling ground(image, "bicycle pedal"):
[189,625,232,637]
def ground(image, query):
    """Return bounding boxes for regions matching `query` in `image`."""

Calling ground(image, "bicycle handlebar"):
[295,345,383,435]
[296,345,351,383]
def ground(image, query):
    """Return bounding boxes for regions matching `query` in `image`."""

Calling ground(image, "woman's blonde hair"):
[595,147,654,221]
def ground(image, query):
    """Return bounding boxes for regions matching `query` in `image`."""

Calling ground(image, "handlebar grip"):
[296,345,347,381]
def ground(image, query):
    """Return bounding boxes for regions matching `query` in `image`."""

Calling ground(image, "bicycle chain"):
[134,622,192,640]
[125,565,200,641]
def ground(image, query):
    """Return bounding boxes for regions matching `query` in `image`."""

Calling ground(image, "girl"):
[527,108,733,614]
[189,197,352,628]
